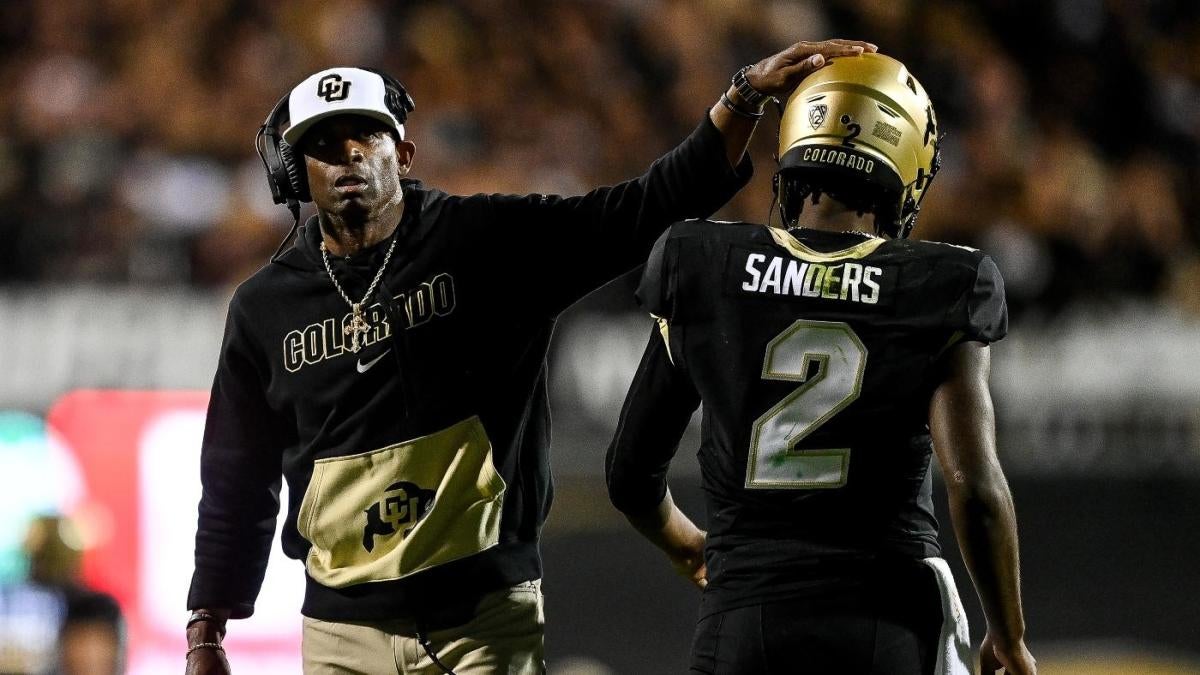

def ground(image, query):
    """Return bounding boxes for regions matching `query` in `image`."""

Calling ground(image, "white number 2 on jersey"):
[745,320,867,489]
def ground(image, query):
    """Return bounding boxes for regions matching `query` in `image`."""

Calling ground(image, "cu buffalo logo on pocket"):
[362,481,435,552]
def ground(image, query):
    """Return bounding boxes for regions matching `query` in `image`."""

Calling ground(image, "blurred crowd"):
[1,0,1197,320]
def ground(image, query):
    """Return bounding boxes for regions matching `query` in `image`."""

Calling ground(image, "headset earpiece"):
[256,94,302,261]
[384,88,406,124]
[397,89,415,117]
[357,66,415,125]
[277,139,309,202]
[256,94,305,207]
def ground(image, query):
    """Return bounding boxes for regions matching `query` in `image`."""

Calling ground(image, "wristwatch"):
[731,66,770,111]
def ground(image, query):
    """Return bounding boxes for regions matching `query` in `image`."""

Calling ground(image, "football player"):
[606,52,1035,674]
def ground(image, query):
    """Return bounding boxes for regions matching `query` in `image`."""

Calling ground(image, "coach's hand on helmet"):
[745,39,878,98]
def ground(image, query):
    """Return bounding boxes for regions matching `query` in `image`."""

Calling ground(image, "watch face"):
[734,68,766,105]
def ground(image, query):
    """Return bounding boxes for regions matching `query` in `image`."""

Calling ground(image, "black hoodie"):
[188,115,752,623]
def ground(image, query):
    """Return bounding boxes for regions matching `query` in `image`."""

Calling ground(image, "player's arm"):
[186,296,290,675]
[930,342,1036,675]
[621,484,708,590]
[606,326,706,588]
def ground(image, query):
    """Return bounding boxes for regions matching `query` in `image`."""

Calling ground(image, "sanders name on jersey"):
[741,252,883,304]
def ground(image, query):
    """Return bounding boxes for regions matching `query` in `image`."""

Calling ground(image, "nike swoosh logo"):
[356,351,388,373]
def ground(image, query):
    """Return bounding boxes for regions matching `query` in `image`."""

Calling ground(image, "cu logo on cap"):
[317,74,351,102]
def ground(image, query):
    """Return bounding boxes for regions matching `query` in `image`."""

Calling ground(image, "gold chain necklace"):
[320,233,398,353]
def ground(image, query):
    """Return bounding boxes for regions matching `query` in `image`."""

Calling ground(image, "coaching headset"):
[256,66,415,259]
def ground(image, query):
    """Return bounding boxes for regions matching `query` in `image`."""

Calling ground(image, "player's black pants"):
[689,562,945,674]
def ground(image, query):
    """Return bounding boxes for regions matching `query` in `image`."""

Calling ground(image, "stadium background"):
[1,0,1198,673]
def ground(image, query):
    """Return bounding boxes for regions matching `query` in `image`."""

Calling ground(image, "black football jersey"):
[606,220,1007,614]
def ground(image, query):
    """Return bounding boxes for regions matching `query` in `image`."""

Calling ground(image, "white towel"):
[923,556,973,675]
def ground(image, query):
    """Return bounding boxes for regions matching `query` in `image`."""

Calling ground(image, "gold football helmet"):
[776,52,941,239]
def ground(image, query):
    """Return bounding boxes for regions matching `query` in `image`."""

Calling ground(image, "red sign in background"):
[47,390,302,674]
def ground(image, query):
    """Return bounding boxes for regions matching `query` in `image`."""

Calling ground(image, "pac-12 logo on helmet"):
[809,103,828,129]
[317,73,352,102]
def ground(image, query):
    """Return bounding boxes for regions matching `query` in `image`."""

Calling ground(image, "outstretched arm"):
[930,342,1035,675]
[487,40,877,315]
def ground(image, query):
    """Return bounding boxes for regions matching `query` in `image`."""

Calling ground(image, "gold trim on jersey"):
[297,416,506,588]
[652,314,674,364]
[768,226,886,262]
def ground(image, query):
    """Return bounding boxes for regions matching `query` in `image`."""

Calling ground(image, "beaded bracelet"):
[186,642,225,658]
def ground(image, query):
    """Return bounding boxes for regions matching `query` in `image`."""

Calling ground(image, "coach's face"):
[299,114,416,215]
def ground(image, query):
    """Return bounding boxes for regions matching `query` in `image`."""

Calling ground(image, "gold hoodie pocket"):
[296,416,506,588]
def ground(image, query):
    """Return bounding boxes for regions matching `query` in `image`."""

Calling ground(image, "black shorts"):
[689,559,950,675]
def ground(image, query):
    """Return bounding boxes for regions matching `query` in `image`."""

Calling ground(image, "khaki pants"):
[302,580,545,675]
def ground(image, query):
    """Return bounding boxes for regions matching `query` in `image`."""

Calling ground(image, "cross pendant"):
[344,303,371,353]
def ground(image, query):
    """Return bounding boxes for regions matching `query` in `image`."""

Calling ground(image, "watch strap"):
[732,66,769,110]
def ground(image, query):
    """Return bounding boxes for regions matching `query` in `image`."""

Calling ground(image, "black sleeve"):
[950,255,1008,344]
[188,296,289,619]
[635,228,673,319]
[487,115,751,314]
[606,326,701,514]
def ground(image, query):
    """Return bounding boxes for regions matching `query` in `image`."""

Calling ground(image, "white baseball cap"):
[282,67,405,147]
